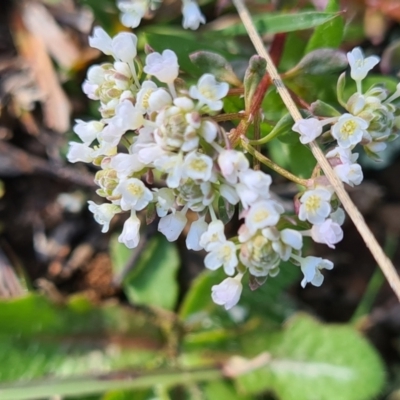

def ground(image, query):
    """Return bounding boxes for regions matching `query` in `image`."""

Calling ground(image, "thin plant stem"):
[212,112,246,122]
[232,0,400,302]
[351,234,398,322]
[241,139,309,186]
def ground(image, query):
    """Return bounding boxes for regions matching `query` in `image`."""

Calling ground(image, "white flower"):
[189,74,229,111]
[98,123,125,147]
[182,0,206,30]
[186,216,208,250]
[199,120,218,143]
[111,32,137,62]
[136,81,172,114]
[158,210,187,241]
[144,50,179,84]
[331,114,369,148]
[298,188,332,224]
[218,150,249,185]
[199,220,226,251]
[365,141,387,153]
[292,118,323,144]
[154,188,175,217]
[119,212,141,248]
[73,120,103,145]
[236,169,273,209]
[334,163,363,187]
[88,201,120,232]
[277,228,303,260]
[154,153,184,188]
[117,0,148,28]
[347,47,380,82]
[311,219,343,249]
[245,200,283,234]
[183,152,213,181]
[88,27,113,55]
[220,183,240,205]
[211,275,243,310]
[111,101,144,132]
[114,178,153,211]
[326,146,359,165]
[109,153,145,179]
[299,256,334,288]
[67,142,95,163]
[204,240,238,275]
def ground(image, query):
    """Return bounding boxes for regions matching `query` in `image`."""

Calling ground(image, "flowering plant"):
[68,0,400,312]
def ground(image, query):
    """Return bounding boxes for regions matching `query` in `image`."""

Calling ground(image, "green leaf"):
[268,139,315,178]
[310,100,341,117]
[235,314,386,400]
[189,51,242,86]
[180,261,300,325]
[305,0,344,53]
[123,235,180,310]
[0,294,165,384]
[141,28,235,78]
[217,12,339,37]
[203,381,252,400]
[284,49,348,78]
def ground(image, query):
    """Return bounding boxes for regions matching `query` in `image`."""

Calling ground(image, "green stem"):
[247,124,283,146]
[0,368,222,400]
[241,140,309,186]
[351,234,398,323]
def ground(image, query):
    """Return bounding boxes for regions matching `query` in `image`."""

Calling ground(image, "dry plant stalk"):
[232,0,400,301]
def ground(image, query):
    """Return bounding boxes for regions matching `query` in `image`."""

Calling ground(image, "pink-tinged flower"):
[218,150,249,185]
[211,274,243,310]
[311,219,343,249]
[292,118,323,144]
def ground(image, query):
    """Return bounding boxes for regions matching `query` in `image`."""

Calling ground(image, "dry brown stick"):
[232,0,400,301]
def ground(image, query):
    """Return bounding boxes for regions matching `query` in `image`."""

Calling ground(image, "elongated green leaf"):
[123,235,180,310]
[0,369,221,400]
[141,28,235,77]
[305,0,344,53]
[217,12,338,36]
[0,294,164,384]
[235,314,386,400]
[284,49,347,78]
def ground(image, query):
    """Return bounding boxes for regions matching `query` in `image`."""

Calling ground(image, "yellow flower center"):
[128,183,144,197]
[253,209,270,223]
[305,195,321,212]
[340,120,357,138]
[190,158,208,172]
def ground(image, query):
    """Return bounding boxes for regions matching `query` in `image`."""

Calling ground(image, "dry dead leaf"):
[11,11,70,133]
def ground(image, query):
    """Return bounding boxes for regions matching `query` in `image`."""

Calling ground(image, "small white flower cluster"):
[293,48,400,188]
[116,0,205,30]
[69,27,345,311]
[291,49,400,258]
